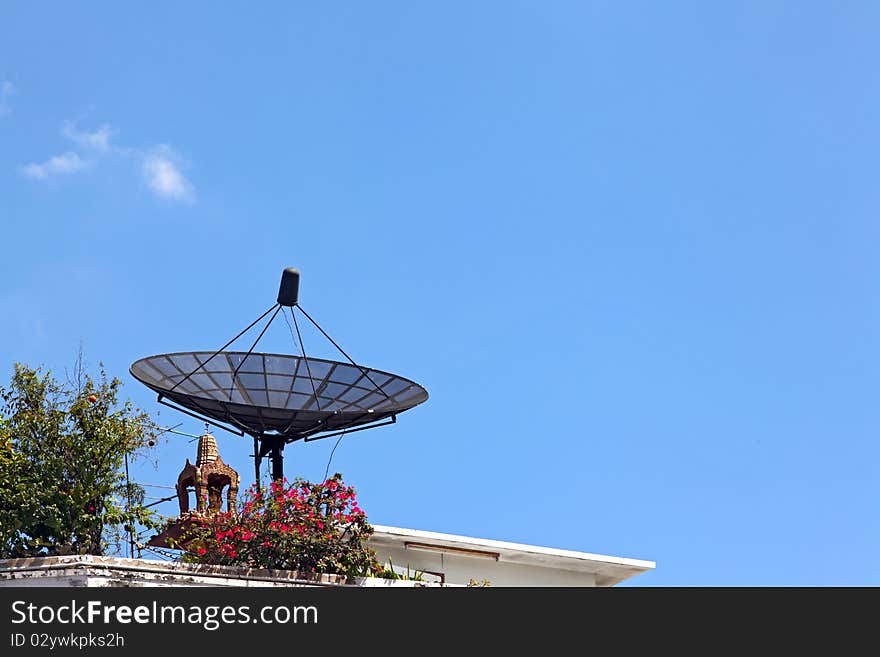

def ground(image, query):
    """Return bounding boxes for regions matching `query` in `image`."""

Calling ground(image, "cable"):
[227,304,282,401]
[282,306,302,353]
[292,308,322,412]
[144,493,179,509]
[170,303,279,393]
[143,421,185,437]
[142,546,177,561]
[295,304,392,400]
[323,430,347,481]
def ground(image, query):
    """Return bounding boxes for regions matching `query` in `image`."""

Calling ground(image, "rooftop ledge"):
[0,554,368,587]
[0,528,655,588]
[0,554,435,588]
[370,525,655,587]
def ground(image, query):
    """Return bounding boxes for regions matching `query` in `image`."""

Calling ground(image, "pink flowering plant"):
[179,473,382,578]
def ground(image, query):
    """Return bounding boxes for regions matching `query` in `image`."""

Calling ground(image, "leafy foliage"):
[178,474,382,578]
[0,361,159,558]
[467,578,491,587]
[378,556,425,581]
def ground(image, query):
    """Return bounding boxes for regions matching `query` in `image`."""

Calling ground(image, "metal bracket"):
[302,415,397,442]
[157,395,245,437]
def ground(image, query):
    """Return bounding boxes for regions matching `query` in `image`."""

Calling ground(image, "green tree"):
[0,360,159,558]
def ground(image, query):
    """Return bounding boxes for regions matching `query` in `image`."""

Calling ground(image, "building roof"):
[370,525,655,586]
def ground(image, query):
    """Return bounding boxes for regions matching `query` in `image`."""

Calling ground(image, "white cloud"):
[142,146,194,201]
[0,81,14,116]
[61,121,114,152]
[21,152,88,179]
[20,116,195,202]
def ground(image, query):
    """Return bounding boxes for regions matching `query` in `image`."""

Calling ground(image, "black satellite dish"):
[130,268,428,484]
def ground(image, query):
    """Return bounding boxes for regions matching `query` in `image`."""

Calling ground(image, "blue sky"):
[2,3,878,585]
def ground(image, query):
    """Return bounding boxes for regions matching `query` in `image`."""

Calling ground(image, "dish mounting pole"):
[251,267,301,486]
[255,435,286,488]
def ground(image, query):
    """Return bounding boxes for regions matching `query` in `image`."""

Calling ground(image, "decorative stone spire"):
[196,432,219,467]
[173,424,240,516]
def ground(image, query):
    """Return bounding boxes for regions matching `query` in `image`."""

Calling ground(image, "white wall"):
[375,546,597,587]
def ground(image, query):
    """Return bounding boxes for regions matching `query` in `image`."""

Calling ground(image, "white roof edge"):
[370,524,656,571]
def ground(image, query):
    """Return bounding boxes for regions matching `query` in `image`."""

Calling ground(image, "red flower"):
[197,547,207,556]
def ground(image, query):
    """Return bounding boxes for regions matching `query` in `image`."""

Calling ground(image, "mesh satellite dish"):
[130,268,428,483]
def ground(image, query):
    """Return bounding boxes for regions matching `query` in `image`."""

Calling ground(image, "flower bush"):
[178,473,382,578]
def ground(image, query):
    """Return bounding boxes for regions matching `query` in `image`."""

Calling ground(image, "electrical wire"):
[141,546,176,561]
[282,305,302,352]
[227,304,282,401]
[295,303,392,401]
[292,308,322,412]
[323,430,347,481]
[169,303,279,393]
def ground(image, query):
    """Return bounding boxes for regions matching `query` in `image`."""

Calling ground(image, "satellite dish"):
[130,352,428,438]
[130,268,428,483]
